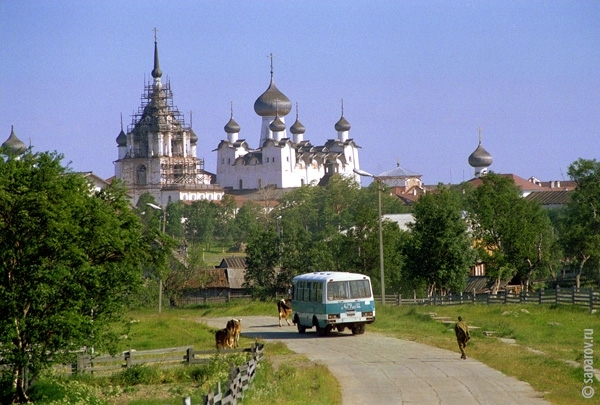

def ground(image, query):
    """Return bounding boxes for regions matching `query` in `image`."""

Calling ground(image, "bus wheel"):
[297,323,306,334]
[314,318,325,337]
[352,326,360,335]
[337,326,346,333]
[358,324,366,334]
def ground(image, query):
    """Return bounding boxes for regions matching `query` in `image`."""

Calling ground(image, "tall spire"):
[151,28,162,79]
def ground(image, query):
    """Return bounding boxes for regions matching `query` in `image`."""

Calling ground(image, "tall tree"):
[0,151,151,403]
[404,186,474,296]
[244,228,280,300]
[467,173,556,293]
[560,159,600,287]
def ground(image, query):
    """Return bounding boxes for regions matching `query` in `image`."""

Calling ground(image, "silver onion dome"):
[269,116,286,132]
[224,117,240,134]
[335,115,351,132]
[468,142,493,167]
[254,79,292,117]
[2,126,27,153]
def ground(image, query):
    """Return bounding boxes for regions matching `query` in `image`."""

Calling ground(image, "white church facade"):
[114,38,223,206]
[215,59,362,190]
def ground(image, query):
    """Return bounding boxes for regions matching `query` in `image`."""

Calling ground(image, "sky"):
[1,1,599,186]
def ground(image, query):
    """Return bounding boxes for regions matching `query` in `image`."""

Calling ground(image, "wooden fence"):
[375,286,600,313]
[201,343,264,405]
[176,294,252,306]
[64,343,263,376]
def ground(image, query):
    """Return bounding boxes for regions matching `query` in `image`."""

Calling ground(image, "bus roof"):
[292,271,371,283]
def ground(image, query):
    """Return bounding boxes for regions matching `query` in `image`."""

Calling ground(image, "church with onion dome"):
[114,36,223,206]
[215,57,362,190]
[468,128,493,178]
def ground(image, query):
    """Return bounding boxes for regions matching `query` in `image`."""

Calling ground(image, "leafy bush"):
[28,378,107,405]
[110,365,163,386]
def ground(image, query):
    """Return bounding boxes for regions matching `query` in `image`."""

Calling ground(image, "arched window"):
[136,165,147,185]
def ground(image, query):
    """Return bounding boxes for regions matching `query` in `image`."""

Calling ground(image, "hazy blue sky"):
[2,1,598,185]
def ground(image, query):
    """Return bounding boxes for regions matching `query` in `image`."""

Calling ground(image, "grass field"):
[29,301,598,404]
[370,303,599,405]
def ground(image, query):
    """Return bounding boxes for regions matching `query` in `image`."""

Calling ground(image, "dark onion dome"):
[290,117,306,135]
[2,126,27,153]
[468,141,493,167]
[189,129,198,144]
[269,116,286,132]
[116,128,127,146]
[224,117,240,133]
[254,79,292,117]
[335,115,351,132]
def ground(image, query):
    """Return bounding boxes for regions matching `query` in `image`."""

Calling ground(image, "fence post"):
[187,348,193,365]
[556,285,560,304]
[539,288,542,305]
[413,290,416,303]
[126,351,134,368]
[472,289,476,304]
[398,294,401,306]
[590,288,594,314]
[572,286,576,304]
[504,289,508,304]
[460,291,463,304]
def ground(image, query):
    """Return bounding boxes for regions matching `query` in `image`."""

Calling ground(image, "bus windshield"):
[327,279,371,300]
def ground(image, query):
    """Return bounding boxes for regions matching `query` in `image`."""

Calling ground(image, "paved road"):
[199,316,549,405]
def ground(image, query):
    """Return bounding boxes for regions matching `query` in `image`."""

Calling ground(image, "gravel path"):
[199,316,549,405]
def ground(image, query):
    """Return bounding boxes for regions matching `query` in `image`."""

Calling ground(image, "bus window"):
[316,283,323,303]
[349,280,370,299]
[327,281,349,300]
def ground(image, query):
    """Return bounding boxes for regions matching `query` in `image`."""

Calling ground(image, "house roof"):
[377,165,421,179]
[524,190,571,206]
[218,257,246,269]
[384,213,414,231]
[468,173,545,192]
[183,269,229,289]
[463,276,509,294]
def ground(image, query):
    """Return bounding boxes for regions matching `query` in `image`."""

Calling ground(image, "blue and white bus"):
[292,272,376,336]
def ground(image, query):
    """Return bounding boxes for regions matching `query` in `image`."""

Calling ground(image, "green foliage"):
[245,174,409,295]
[245,228,281,299]
[0,151,155,402]
[467,173,556,291]
[28,378,107,405]
[404,186,474,295]
[110,365,163,386]
[558,158,600,287]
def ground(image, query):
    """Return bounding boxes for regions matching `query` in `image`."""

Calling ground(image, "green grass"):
[370,303,600,405]
[29,301,598,404]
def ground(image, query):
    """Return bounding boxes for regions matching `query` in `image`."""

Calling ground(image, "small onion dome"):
[2,126,27,153]
[116,129,127,146]
[254,79,292,117]
[269,116,286,132]
[335,115,351,132]
[290,118,306,135]
[224,117,240,134]
[189,129,198,144]
[468,142,493,167]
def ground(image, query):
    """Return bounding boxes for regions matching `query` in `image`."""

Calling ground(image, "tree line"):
[243,159,600,299]
[1,145,598,402]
